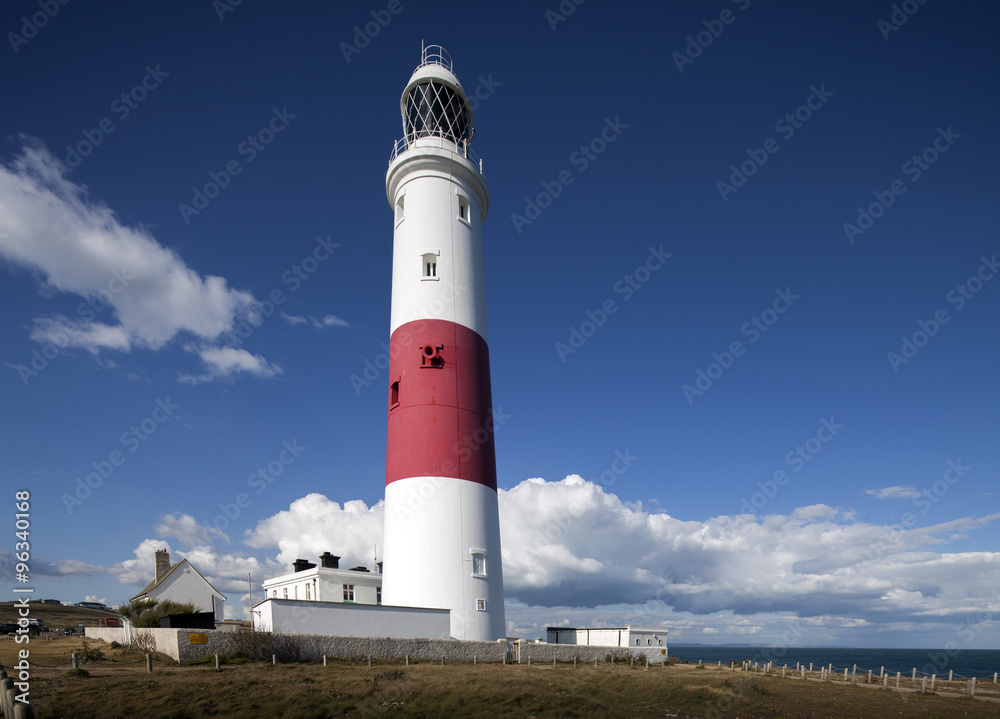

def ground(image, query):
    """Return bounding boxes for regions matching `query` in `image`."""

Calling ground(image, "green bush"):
[118,598,198,628]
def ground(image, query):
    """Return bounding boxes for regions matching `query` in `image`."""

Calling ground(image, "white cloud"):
[154,512,229,545]
[281,313,307,325]
[281,312,350,329]
[865,485,923,499]
[179,346,282,384]
[0,139,277,382]
[243,493,383,570]
[89,477,1000,638]
[84,594,107,604]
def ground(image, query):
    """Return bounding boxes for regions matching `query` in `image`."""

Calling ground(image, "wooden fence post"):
[896,671,900,687]
[405,655,409,666]
[323,655,327,666]
[554,658,557,669]
[574,656,577,669]
[147,654,153,673]
[948,669,953,682]
[921,677,926,693]
[71,652,79,669]
[882,673,888,690]
[801,667,805,680]
[14,701,36,719]
[930,674,935,690]
[782,665,786,678]
[867,669,872,684]
[272,654,276,665]
[912,668,916,680]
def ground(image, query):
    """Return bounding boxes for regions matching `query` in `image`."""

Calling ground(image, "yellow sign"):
[189,633,208,644]
[661,649,666,655]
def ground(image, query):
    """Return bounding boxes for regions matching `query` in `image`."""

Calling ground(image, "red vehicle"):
[102,617,120,627]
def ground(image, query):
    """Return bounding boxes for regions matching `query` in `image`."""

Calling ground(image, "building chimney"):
[319,552,340,569]
[292,559,316,573]
[154,549,170,584]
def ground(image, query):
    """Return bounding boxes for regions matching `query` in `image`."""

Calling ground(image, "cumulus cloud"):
[865,485,923,499]
[0,138,276,382]
[154,512,229,545]
[85,477,1000,636]
[243,493,384,569]
[281,312,350,329]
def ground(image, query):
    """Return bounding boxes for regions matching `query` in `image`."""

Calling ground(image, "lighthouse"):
[381,45,505,642]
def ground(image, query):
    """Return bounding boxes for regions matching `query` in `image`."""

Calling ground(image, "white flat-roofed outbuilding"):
[546,625,668,662]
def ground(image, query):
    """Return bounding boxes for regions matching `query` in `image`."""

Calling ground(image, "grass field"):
[3,635,999,718]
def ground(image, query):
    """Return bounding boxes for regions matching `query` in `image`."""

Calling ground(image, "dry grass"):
[4,636,999,718]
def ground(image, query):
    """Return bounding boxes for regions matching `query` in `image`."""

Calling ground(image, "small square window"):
[376,586,382,605]
[305,584,311,600]
[458,196,470,222]
[635,639,639,645]
[472,553,486,577]
[647,639,651,645]
[389,380,400,409]
[476,598,486,611]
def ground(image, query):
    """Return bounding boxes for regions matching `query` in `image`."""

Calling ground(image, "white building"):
[546,625,669,662]
[256,552,452,637]
[131,549,226,621]
[261,553,382,605]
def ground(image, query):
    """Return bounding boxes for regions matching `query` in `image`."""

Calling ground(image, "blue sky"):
[1,1,998,648]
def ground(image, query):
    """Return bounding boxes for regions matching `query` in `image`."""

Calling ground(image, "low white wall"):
[256,599,451,639]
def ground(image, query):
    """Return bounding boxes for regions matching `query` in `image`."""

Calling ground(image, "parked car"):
[61,627,76,635]
[0,623,19,635]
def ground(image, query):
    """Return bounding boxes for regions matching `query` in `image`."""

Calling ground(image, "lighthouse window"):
[389,380,399,409]
[395,195,405,225]
[458,195,470,222]
[471,549,487,578]
[421,251,439,281]
[343,584,355,602]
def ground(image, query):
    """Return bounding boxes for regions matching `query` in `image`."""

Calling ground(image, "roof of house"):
[131,558,227,602]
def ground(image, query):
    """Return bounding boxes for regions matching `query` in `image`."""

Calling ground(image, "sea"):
[669,646,1000,680]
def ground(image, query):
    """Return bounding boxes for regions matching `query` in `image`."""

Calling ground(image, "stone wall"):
[82,629,666,664]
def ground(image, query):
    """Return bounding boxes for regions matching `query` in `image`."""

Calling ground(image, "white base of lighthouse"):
[382,476,505,641]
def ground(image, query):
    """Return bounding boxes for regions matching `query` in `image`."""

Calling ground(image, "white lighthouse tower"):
[381,45,505,642]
